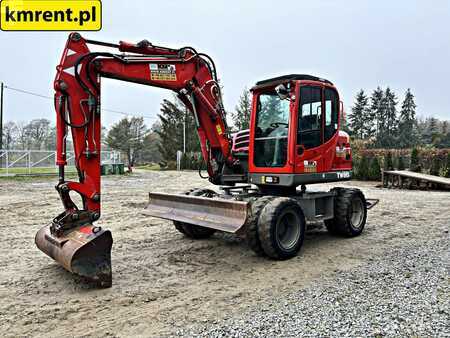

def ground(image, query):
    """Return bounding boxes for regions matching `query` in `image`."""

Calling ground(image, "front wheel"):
[257,197,306,260]
[325,188,367,237]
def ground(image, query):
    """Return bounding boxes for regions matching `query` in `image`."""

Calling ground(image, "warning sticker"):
[303,160,317,173]
[216,124,223,135]
[150,64,177,81]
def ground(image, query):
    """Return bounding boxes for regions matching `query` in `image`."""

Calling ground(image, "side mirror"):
[275,83,290,100]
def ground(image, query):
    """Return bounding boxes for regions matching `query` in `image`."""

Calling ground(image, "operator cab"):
[248,74,352,190]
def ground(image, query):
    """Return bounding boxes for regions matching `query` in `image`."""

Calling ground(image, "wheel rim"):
[275,209,301,251]
[350,196,365,230]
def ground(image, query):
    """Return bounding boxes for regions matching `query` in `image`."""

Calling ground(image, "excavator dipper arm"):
[35,33,235,286]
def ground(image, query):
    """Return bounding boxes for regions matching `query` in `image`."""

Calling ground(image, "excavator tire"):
[173,221,187,235]
[325,188,367,237]
[245,196,275,256]
[173,188,217,239]
[257,197,306,260]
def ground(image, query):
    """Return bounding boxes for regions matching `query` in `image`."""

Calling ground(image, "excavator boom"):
[35,33,239,286]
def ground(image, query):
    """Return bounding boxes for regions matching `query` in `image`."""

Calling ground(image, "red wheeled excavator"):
[36,33,377,287]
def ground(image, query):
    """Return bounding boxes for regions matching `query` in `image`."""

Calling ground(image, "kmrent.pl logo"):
[0,0,101,31]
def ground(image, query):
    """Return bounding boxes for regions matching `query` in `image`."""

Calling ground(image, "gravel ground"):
[0,170,448,337]
[179,237,449,337]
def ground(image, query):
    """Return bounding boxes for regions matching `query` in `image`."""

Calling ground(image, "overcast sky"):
[0,0,449,127]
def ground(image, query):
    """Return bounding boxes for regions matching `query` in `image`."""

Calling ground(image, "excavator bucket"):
[35,223,113,287]
[144,192,249,233]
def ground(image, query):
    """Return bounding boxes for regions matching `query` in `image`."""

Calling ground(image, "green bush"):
[410,147,421,172]
[429,157,441,176]
[368,157,381,180]
[397,156,406,170]
[384,152,394,171]
[357,155,370,180]
[446,153,450,178]
[180,152,203,170]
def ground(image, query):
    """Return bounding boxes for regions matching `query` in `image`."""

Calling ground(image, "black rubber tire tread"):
[173,188,196,235]
[325,188,367,237]
[257,197,306,260]
[173,221,187,235]
[245,196,276,256]
[173,188,217,239]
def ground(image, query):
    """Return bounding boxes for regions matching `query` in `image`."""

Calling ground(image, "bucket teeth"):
[35,223,113,287]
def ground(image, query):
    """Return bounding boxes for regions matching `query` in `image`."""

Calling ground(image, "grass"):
[0,172,79,182]
[0,166,77,176]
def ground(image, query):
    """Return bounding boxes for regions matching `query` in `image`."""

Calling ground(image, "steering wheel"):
[270,122,288,128]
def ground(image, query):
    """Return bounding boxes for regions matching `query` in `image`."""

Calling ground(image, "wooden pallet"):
[382,170,450,189]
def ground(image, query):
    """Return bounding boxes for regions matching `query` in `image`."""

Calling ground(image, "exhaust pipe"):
[35,221,113,287]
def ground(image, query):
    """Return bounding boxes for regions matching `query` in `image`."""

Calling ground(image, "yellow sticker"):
[304,166,317,173]
[149,64,177,81]
[150,73,177,81]
[304,160,317,173]
[1,0,102,31]
[216,124,223,135]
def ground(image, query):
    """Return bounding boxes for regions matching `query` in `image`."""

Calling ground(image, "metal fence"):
[0,149,121,176]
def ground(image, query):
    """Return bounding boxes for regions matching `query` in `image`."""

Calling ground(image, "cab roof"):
[252,74,333,90]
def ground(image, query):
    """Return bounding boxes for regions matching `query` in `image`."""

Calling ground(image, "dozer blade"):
[35,223,113,287]
[144,192,249,233]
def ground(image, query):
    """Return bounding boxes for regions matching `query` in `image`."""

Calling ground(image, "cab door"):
[294,83,340,174]
[294,84,324,173]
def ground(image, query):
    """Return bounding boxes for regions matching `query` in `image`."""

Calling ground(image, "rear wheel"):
[173,189,217,239]
[257,197,306,260]
[325,188,367,237]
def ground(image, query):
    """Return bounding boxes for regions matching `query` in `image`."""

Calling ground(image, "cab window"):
[324,88,339,142]
[298,86,322,149]
[254,92,290,167]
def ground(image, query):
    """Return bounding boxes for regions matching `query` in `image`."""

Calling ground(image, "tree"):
[428,117,439,134]
[429,157,441,176]
[2,121,18,149]
[382,87,398,147]
[428,117,441,145]
[105,117,148,170]
[374,87,398,147]
[436,132,450,148]
[357,155,369,180]
[156,98,200,164]
[139,122,162,164]
[26,118,51,149]
[397,156,406,170]
[257,94,286,127]
[416,117,427,144]
[442,121,448,135]
[44,126,56,150]
[182,104,201,154]
[384,152,394,171]
[16,121,31,150]
[349,89,370,139]
[369,87,384,138]
[231,87,251,131]
[398,89,419,148]
[157,99,183,163]
[445,153,450,178]
[339,108,351,134]
[368,157,381,180]
[410,147,421,172]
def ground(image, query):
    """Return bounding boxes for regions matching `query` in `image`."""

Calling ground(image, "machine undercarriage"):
[146,185,378,261]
